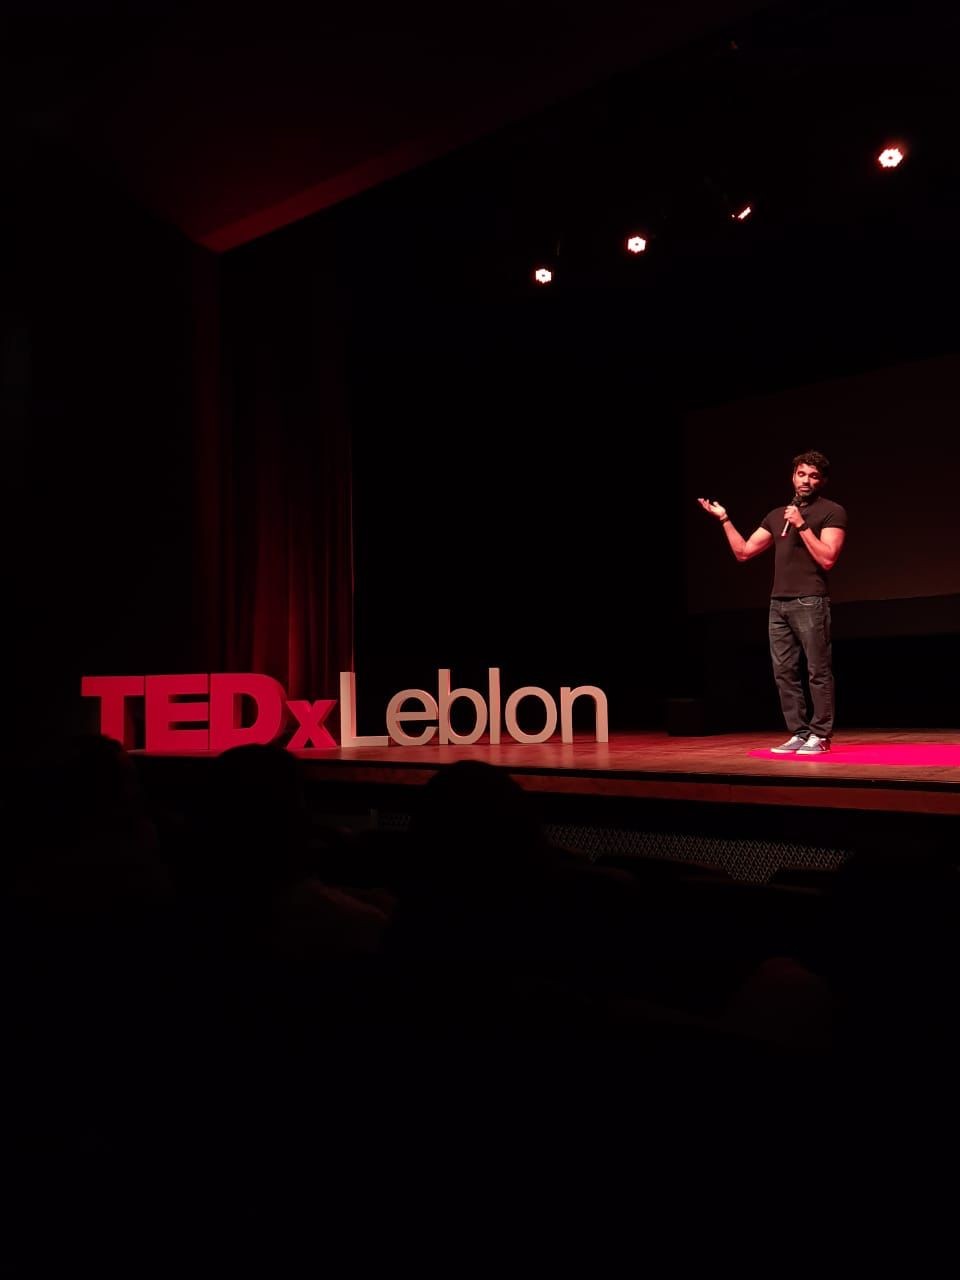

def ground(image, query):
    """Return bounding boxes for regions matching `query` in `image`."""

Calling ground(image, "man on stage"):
[698,450,847,755]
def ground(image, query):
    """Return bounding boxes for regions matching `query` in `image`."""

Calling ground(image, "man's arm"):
[781,503,846,570]
[698,499,774,562]
[799,525,845,571]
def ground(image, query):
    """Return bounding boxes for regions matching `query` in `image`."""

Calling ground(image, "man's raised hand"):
[697,498,728,520]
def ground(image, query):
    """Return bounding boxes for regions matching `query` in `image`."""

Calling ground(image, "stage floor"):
[291,729,960,815]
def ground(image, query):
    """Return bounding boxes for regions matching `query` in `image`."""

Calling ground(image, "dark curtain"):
[5,146,200,747]
[197,230,354,706]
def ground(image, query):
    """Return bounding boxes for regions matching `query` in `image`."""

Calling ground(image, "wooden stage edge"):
[277,730,960,816]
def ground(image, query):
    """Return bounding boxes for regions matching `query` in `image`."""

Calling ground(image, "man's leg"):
[796,596,834,739]
[768,600,809,734]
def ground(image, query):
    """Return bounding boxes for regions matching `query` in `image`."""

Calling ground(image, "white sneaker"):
[771,734,807,754]
[796,734,830,755]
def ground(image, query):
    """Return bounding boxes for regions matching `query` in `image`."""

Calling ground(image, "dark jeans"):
[768,595,834,739]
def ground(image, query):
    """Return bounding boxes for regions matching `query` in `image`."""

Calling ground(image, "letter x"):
[286,699,337,750]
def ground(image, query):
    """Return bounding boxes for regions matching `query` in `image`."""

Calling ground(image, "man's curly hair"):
[793,450,830,481]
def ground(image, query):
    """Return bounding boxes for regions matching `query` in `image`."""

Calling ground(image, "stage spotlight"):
[878,145,905,169]
[533,267,553,285]
[732,205,752,221]
[626,235,647,254]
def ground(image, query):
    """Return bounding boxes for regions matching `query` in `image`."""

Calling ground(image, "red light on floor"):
[626,235,647,254]
[733,205,752,221]
[533,267,553,285]
[878,146,905,169]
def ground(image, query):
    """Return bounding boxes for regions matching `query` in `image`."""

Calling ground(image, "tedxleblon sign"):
[81,669,609,753]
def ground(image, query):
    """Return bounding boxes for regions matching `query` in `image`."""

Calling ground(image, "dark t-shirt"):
[760,495,847,598]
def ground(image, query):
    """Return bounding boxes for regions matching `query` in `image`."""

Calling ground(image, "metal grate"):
[375,810,848,883]
[544,823,848,883]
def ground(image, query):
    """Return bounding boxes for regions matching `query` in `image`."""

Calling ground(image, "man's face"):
[792,463,823,499]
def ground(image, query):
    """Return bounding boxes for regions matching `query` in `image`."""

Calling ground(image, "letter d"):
[209,673,286,752]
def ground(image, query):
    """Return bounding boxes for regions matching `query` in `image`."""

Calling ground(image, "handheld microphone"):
[781,493,800,538]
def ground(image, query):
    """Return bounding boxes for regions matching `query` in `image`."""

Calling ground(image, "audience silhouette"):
[5,736,958,1183]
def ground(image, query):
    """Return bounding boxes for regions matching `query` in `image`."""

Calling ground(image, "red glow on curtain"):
[194,239,354,709]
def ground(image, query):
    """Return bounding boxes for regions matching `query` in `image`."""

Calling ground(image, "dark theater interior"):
[4,0,960,1240]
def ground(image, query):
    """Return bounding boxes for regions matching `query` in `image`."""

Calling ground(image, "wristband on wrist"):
[719,515,730,524]
[797,520,809,532]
